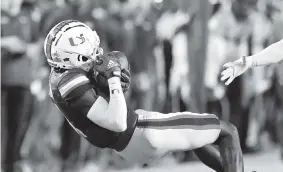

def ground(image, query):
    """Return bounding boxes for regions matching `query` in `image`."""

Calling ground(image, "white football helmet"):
[44,20,103,71]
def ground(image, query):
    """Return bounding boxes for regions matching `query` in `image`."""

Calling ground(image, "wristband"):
[108,77,122,96]
[243,56,255,68]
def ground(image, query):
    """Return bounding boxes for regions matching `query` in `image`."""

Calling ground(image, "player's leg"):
[214,121,244,172]
[117,110,222,166]
[119,132,225,172]
[136,110,243,172]
[193,145,224,172]
[193,122,243,172]
[135,109,224,171]
[136,110,221,151]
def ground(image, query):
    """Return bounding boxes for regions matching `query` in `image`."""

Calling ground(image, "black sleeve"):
[58,71,99,116]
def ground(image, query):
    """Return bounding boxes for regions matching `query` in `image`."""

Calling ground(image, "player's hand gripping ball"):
[95,51,131,93]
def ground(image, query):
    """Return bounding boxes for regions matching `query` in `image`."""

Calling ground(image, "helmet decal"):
[44,20,80,60]
[69,33,86,46]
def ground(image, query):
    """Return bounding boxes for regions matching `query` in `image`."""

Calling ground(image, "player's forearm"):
[247,39,283,67]
[106,77,127,132]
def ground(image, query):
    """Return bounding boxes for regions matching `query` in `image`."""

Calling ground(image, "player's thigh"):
[116,127,163,165]
[137,110,221,152]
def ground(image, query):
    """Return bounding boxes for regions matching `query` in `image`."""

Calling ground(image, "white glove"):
[221,56,251,85]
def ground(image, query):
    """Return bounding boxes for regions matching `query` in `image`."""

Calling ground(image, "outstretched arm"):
[221,39,283,85]
[248,39,283,67]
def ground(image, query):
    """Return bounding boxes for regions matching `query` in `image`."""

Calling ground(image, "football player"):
[221,39,283,85]
[45,20,244,172]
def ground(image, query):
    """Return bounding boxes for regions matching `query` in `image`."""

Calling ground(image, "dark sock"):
[194,144,224,172]
[216,122,244,172]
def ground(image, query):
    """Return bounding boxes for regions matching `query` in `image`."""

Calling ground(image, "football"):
[95,51,130,93]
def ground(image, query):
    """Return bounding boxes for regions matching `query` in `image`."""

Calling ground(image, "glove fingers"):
[223,62,233,69]
[120,81,129,93]
[94,54,121,78]
[221,73,230,81]
[122,69,130,76]
[221,67,233,76]
[225,76,235,85]
[121,72,130,82]
[121,82,127,87]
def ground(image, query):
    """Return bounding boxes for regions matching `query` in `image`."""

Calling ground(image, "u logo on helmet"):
[69,33,86,46]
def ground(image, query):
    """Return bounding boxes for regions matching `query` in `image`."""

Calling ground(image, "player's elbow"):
[113,109,128,132]
[112,119,127,132]
[95,117,127,132]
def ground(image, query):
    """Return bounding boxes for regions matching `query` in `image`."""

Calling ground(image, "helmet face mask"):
[44,20,103,72]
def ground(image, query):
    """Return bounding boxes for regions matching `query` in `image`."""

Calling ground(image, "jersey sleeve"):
[57,70,98,116]
[53,70,139,151]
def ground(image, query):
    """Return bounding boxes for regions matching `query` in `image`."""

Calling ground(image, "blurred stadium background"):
[1,0,283,171]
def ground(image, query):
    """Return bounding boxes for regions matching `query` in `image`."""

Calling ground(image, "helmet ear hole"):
[82,56,88,62]
[77,55,89,62]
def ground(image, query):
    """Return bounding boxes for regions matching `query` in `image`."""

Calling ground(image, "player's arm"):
[87,76,127,132]
[247,39,283,67]
[91,52,129,132]
[59,70,127,132]
[221,39,283,85]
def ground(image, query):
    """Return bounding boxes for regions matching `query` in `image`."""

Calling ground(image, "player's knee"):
[219,121,239,140]
[226,122,238,136]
